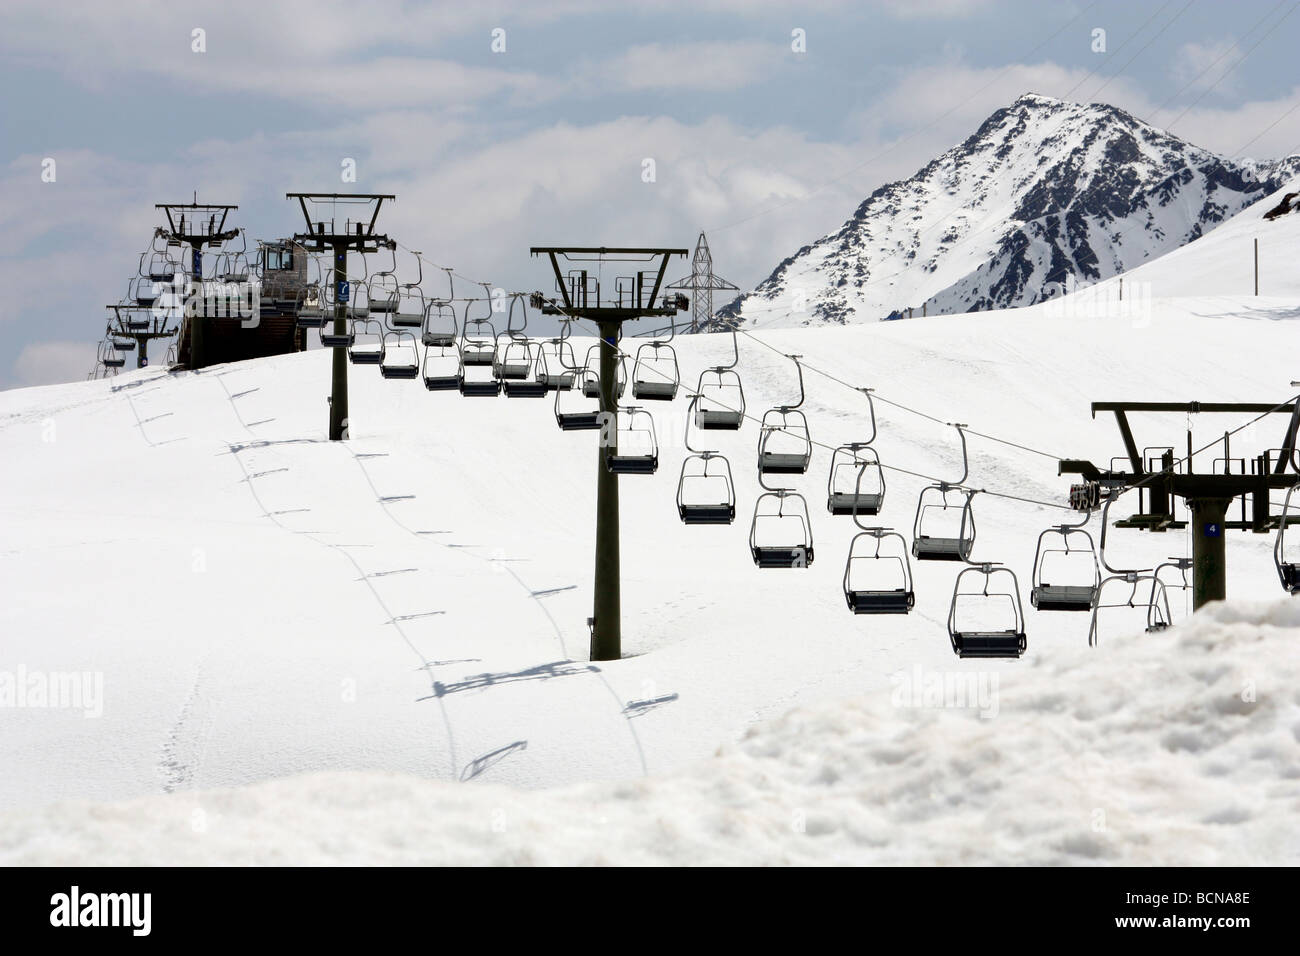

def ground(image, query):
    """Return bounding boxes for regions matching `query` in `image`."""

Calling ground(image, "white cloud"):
[1170,38,1242,98]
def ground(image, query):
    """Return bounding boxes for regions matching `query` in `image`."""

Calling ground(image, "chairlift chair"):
[296,285,329,329]
[828,444,885,515]
[422,343,462,391]
[347,318,384,365]
[843,528,914,614]
[1145,558,1191,631]
[421,302,458,348]
[1029,511,1100,612]
[911,425,976,561]
[494,334,532,381]
[582,345,627,399]
[606,407,658,474]
[631,339,680,401]
[389,252,426,328]
[320,315,356,349]
[1087,571,1162,646]
[460,312,497,367]
[677,396,737,524]
[100,340,126,368]
[131,276,161,307]
[1277,483,1300,594]
[750,490,814,568]
[537,337,578,390]
[554,369,601,429]
[502,340,549,398]
[693,328,746,429]
[757,355,812,474]
[379,330,420,379]
[367,246,400,315]
[948,564,1027,659]
[111,337,136,353]
[141,250,177,285]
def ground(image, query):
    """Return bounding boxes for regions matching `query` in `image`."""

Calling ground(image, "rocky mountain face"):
[718,93,1300,329]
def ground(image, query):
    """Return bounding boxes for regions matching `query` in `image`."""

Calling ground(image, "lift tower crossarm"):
[285,193,396,440]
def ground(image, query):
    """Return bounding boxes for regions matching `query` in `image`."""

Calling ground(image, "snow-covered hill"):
[720,93,1300,329]
[1,187,1297,864]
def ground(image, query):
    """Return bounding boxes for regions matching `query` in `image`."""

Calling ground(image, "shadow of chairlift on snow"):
[460,740,529,781]
[426,660,600,700]
[622,693,679,718]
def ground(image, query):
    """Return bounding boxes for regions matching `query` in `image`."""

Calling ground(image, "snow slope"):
[6,598,1297,866]
[721,94,1299,329]
[1,206,1297,862]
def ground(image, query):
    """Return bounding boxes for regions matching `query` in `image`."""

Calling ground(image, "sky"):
[1,0,1298,388]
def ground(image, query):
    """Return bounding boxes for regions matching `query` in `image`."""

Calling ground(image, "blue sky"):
[2,0,1297,387]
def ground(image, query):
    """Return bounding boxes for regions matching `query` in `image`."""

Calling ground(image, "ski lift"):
[1087,570,1162,646]
[677,396,736,524]
[1146,557,1191,631]
[1277,483,1300,594]
[948,563,1027,658]
[828,388,885,515]
[390,252,426,329]
[606,407,658,474]
[494,334,532,381]
[843,527,914,615]
[130,275,161,307]
[216,231,250,282]
[320,315,355,349]
[693,328,746,430]
[582,345,627,399]
[502,340,549,398]
[911,425,976,561]
[111,337,135,353]
[379,330,419,379]
[1029,508,1100,612]
[367,245,399,315]
[758,355,812,475]
[140,249,177,285]
[460,293,497,368]
[296,284,328,329]
[555,369,601,429]
[348,318,384,365]
[631,328,680,401]
[750,490,814,568]
[422,341,461,391]
[538,331,579,390]
[100,339,125,369]
[422,301,458,347]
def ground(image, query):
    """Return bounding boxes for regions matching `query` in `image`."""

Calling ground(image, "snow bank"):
[6,599,1296,866]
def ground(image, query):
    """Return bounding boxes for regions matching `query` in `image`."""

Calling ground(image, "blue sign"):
[192,248,202,279]
[336,279,350,303]
[1204,523,1222,538]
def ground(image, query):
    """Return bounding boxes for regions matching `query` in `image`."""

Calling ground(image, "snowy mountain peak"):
[720,94,1300,329]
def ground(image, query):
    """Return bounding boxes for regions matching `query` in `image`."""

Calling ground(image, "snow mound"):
[6,599,1296,866]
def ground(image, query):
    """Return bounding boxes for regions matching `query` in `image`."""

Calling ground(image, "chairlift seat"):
[349,346,383,365]
[607,453,657,475]
[148,271,175,283]
[1280,563,1299,593]
[369,296,398,314]
[297,312,328,329]
[496,363,530,381]
[423,331,456,347]
[321,329,355,349]
[846,589,914,615]
[951,630,1026,659]
[632,380,677,401]
[380,363,419,380]
[424,372,462,391]
[391,312,423,328]
[504,380,548,398]
[751,545,813,568]
[829,492,883,516]
[125,319,150,332]
[460,379,501,397]
[696,407,743,429]
[102,355,126,368]
[759,451,811,475]
[584,379,626,399]
[913,535,971,561]
[557,411,601,431]
[678,503,735,525]
[112,340,136,352]
[1031,585,1097,612]
[462,348,495,367]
